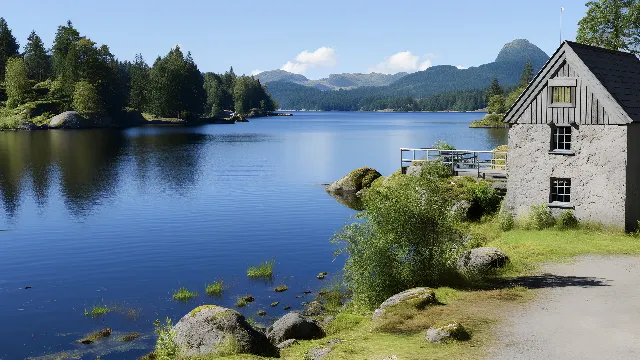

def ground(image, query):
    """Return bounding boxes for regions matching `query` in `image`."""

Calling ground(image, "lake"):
[0,111,506,359]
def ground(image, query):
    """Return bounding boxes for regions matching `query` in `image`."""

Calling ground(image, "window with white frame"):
[552,125,572,151]
[547,78,577,108]
[550,178,571,204]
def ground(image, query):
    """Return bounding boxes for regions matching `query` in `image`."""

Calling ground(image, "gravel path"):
[491,255,640,360]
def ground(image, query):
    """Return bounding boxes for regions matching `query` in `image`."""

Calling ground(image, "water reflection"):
[0,129,208,219]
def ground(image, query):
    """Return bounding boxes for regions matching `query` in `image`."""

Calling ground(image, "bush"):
[447,177,502,220]
[525,204,556,230]
[5,58,31,108]
[419,160,452,179]
[332,175,462,309]
[558,210,579,230]
[154,318,179,360]
[433,140,456,150]
[497,210,515,231]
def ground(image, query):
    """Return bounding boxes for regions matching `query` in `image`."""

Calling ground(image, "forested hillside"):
[267,39,549,111]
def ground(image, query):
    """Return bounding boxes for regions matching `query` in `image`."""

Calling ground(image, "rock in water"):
[325,167,381,193]
[457,247,509,273]
[425,323,470,343]
[372,287,438,320]
[173,305,278,357]
[267,312,325,344]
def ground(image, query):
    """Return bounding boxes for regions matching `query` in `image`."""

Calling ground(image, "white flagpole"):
[560,7,565,44]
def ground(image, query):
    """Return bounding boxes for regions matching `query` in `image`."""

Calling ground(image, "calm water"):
[0,112,506,359]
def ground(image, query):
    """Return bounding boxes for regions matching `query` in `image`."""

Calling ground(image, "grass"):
[205,281,224,296]
[247,260,274,278]
[84,303,111,317]
[172,287,198,302]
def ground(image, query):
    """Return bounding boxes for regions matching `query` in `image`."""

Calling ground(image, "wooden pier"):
[400,148,507,179]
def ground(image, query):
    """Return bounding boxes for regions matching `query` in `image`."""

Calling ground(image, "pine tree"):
[23,31,52,82]
[51,20,81,95]
[486,77,503,101]
[520,60,533,87]
[129,53,150,111]
[0,17,20,81]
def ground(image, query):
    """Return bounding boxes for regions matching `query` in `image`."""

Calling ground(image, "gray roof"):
[565,41,640,122]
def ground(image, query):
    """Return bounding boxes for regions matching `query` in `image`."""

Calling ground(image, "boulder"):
[373,287,438,320]
[276,338,298,350]
[305,346,332,360]
[49,111,84,129]
[325,167,381,193]
[451,200,472,220]
[425,323,470,343]
[303,301,325,316]
[326,190,364,211]
[267,312,325,344]
[173,305,278,357]
[457,247,509,273]
[405,165,423,177]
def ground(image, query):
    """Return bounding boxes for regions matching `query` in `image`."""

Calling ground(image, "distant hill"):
[266,39,550,111]
[256,70,408,90]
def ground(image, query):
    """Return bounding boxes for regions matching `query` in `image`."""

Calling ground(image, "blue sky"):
[3,0,587,79]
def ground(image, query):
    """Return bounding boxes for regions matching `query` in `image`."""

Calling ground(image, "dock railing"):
[400,148,507,178]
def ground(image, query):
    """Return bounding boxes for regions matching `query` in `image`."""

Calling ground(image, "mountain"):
[256,70,408,90]
[266,39,550,111]
[255,69,309,84]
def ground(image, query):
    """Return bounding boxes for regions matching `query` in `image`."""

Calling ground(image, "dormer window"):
[548,78,577,107]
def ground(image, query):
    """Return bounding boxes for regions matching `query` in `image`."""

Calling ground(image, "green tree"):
[148,46,205,119]
[486,77,503,100]
[129,53,150,111]
[221,67,236,111]
[5,57,31,108]
[23,31,52,82]
[72,79,103,116]
[487,94,506,114]
[204,72,224,115]
[233,76,251,115]
[520,60,533,87]
[576,0,640,53]
[51,21,81,96]
[0,17,20,81]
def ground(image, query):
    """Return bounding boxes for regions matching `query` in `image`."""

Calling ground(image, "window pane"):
[552,86,573,103]
[550,178,571,203]
[552,126,572,150]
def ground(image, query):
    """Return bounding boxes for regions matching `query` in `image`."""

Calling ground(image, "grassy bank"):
[469,113,508,128]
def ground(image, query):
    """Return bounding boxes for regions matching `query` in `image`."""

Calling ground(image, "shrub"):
[5,58,31,108]
[558,210,579,230]
[154,318,179,359]
[433,140,456,150]
[497,210,515,231]
[526,204,556,230]
[419,160,452,179]
[332,175,462,309]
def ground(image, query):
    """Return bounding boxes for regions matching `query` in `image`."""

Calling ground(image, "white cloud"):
[280,47,337,75]
[294,47,337,67]
[280,61,309,75]
[369,51,433,74]
[456,65,467,70]
[251,69,264,76]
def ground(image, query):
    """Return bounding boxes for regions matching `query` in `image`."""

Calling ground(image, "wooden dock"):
[400,148,507,180]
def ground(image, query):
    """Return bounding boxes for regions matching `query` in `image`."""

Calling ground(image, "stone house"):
[503,41,640,231]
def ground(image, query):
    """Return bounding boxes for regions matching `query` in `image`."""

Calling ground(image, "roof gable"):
[504,41,638,124]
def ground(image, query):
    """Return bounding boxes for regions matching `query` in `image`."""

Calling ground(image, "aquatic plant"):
[84,303,111,317]
[235,295,255,307]
[172,287,197,301]
[205,280,224,296]
[247,260,274,278]
[119,332,140,342]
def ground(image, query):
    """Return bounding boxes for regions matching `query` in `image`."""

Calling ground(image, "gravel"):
[491,255,640,360]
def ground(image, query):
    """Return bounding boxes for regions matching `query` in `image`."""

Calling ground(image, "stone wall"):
[505,123,627,228]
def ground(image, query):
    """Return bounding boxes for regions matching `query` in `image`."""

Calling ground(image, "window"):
[552,125,572,151]
[547,78,577,108]
[550,178,571,204]
[552,86,572,103]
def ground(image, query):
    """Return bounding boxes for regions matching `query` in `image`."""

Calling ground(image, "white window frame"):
[549,177,573,208]
[547,78,577,108]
